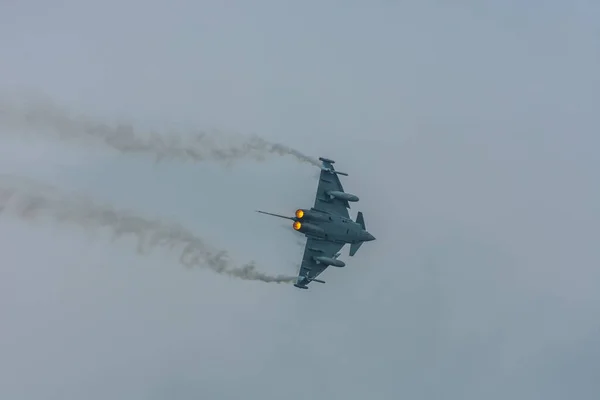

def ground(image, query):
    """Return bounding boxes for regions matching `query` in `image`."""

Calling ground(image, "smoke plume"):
[0,93,320,167]
[0,174,296,284]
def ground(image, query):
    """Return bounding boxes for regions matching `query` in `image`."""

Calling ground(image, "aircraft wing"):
[295,237,345,289]
[313,158,350,218]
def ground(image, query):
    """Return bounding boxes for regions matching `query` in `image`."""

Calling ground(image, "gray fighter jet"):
[257,157,375,289]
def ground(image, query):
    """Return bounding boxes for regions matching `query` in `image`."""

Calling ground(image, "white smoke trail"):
[0,93,320,167]
[0,174,295,284]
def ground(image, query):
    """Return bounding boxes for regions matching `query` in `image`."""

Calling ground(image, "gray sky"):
[1,1,599,399]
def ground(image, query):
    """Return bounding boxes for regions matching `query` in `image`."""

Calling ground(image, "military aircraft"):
[257,157,375,289]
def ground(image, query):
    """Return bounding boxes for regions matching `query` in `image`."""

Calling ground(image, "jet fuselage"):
[291,208,375,244]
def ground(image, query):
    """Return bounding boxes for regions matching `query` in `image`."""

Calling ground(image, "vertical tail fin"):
[356,211,365,229]
[349,241,363,256]
[349,211,366,257]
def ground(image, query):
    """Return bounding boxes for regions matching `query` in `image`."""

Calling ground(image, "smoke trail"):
[0,174,296,284]
[0,93,321,167]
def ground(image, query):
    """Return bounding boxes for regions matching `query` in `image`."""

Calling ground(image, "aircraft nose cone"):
[365,232,375,241]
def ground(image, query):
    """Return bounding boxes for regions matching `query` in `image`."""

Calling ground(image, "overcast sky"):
[1,1,599,399]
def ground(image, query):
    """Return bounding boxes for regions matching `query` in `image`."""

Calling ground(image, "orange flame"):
[295,209,304,219]
[293,221,302,230]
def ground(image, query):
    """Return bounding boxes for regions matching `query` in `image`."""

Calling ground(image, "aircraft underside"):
[256,156,375,289]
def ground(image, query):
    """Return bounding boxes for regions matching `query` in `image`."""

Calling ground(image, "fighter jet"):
[257,157,375,289]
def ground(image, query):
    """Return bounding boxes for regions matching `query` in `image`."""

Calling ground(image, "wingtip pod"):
[294,284,309,289]
[319,157,348,176]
